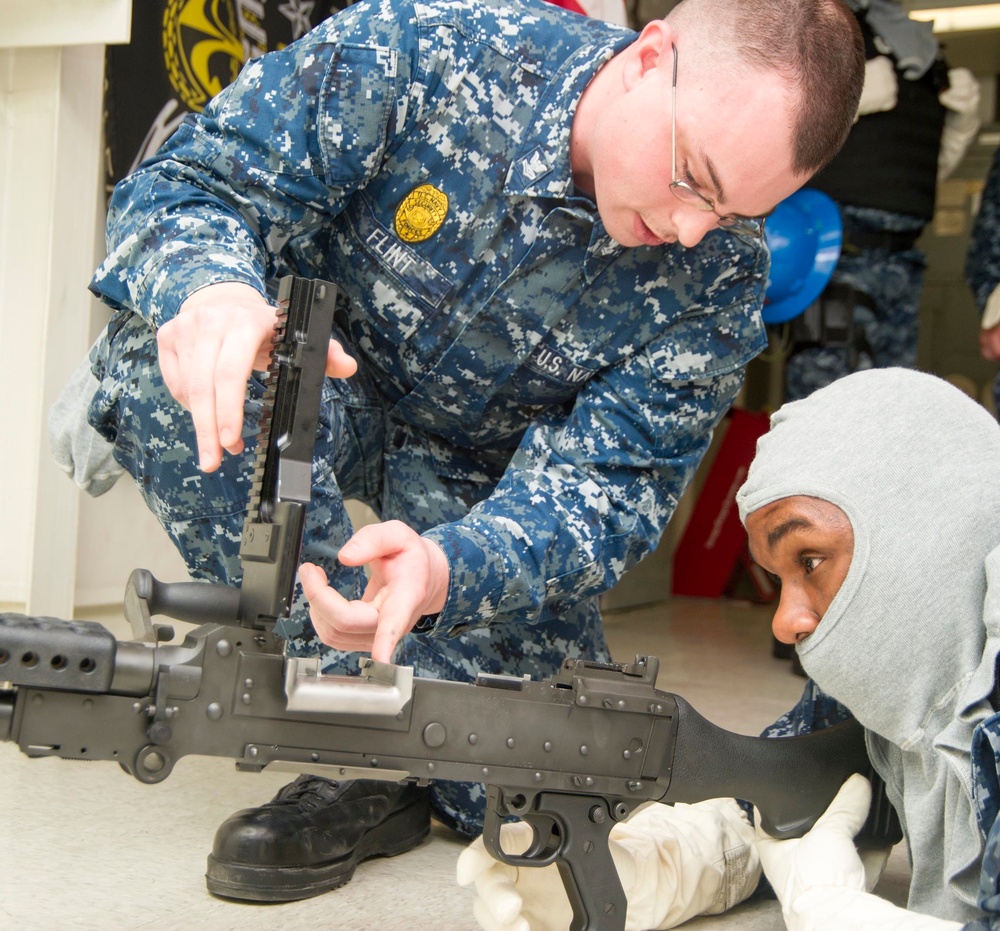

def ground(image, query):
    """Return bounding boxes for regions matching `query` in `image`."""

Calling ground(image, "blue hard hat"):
[763,189,843,325]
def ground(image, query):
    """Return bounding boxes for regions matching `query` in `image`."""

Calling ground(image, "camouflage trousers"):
[785,245,927,402]
[88,312,610,837]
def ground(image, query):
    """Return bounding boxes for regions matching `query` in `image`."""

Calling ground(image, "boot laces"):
[271,775,341,811]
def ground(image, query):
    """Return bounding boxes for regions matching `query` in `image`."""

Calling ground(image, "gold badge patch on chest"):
[394,184,449,243]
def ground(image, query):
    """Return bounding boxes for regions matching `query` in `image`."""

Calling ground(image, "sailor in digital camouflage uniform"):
[79,0,864,904]
[734,368,1000,930]
[967,145,1000,417]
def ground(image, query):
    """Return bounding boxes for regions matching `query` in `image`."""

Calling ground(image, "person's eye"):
[681,160,701,191]
[802,555,824,575]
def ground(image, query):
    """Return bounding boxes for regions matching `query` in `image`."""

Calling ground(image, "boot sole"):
[205,794,431,902]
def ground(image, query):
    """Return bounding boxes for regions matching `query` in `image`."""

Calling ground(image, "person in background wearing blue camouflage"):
[783,0,980,402]
[68,0,864,906]
[968,146,1000,417]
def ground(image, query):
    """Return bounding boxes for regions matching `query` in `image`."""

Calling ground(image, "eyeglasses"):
[669,44,764,240]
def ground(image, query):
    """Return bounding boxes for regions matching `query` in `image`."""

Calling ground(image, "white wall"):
[0,2,194,615]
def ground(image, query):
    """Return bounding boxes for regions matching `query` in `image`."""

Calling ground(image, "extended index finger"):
[214,322,276,454]
[185,329,226,472]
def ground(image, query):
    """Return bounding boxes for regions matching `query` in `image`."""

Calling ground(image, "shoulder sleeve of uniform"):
[645,234,769,381]
[91,0,419,326]
[645,302,766,381]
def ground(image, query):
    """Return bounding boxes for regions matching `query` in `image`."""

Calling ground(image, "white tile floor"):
[0,596,911,931]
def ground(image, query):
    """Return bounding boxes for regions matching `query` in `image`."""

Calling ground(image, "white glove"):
[939,67,981,114]
[938,68,981,180]
[856,56,898,120]
[858,843,892,892]
[787,887,964,931]
[457,798,761,931]
[757,775,961,931]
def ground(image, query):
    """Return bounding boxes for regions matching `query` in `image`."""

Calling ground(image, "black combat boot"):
[206,775,432,901]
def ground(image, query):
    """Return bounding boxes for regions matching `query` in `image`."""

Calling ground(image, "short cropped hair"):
[668,0,865,176]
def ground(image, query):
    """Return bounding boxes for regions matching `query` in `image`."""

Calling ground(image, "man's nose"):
[674,208,719,248]
[771,590,820,645]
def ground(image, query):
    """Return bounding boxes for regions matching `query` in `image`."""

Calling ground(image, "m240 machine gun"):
[0,277,899,931]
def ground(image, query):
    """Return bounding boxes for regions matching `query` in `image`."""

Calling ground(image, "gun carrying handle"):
[483,786,628,931]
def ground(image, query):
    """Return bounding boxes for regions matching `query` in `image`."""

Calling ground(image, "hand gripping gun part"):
[0,276,901,931]
[117,273,336,647]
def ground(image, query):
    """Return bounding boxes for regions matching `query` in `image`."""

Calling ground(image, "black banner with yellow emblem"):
[103,0,350,195]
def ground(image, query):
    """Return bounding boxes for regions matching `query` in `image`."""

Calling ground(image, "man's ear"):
[621,19,674,89]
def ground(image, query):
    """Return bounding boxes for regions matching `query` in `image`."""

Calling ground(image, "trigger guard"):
[484,812,564,868]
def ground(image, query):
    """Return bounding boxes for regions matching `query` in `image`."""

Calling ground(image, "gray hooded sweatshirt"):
[736,367,1000,923]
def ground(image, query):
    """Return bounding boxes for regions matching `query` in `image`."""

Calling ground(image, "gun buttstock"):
[663,695,886,840]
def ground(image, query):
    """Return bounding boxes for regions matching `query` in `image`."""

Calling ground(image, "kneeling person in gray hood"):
[460,367,1000,930]
[737,366,1000,929]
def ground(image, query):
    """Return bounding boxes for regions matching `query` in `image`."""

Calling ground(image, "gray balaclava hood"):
[736,368,1000,923]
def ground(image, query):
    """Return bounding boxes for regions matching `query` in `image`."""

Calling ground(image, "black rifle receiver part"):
[237,276,338,630]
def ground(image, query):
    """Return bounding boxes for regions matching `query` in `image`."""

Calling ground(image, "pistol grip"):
[484,786,628,931]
